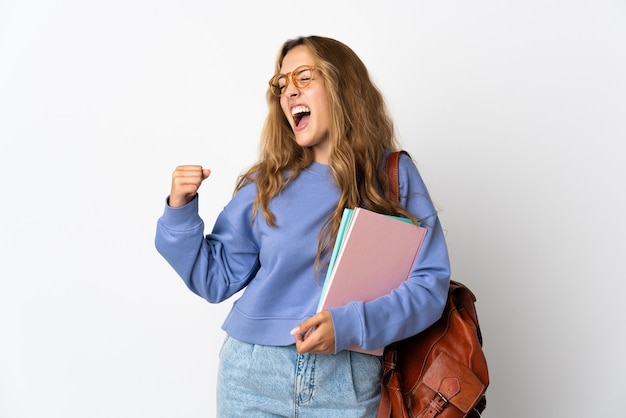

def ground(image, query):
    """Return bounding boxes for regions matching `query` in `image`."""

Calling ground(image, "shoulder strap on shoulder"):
[386,150,409,203]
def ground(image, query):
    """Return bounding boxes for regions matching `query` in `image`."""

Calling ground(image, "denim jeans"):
[217,336,382,417]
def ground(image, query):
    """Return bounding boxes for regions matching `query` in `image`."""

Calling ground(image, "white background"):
[1,1,625,417]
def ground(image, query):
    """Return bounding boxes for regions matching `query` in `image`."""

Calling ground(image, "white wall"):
[1,1,624,417]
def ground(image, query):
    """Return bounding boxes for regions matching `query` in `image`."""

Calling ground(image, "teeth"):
[291,105,310,116]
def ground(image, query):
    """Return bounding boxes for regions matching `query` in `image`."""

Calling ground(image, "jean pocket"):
[218,334,230,359]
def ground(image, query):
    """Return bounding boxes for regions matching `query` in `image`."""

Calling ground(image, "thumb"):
[290,312,326,336]
[290,318,313,337]
[202,169,211,180]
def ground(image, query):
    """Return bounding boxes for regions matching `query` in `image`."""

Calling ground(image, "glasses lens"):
[270,75,286,96]
[294,67,313,88]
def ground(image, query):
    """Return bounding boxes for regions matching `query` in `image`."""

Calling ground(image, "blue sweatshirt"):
[155,154,450,354]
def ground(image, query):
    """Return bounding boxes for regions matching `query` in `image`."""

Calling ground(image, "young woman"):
[155,35,450,417]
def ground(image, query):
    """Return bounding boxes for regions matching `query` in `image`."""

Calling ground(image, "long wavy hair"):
[235,35,417,271]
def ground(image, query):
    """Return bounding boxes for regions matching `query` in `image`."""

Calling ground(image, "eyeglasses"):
[268,65,317,97]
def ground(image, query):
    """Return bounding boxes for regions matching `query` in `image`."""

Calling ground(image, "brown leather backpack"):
[378,151,489,418]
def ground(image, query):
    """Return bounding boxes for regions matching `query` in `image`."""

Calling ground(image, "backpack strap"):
[385,150,409,203]
[377,150,408,418]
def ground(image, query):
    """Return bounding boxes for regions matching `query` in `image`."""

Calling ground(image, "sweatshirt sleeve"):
[154,187,261,303]
[328,154,451,353]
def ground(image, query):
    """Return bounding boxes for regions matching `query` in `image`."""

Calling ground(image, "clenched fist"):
[169,165,211,208]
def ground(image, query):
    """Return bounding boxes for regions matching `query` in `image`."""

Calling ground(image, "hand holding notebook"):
[317,207,427,355]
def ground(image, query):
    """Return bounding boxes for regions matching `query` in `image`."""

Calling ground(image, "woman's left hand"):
[291,310,336,354]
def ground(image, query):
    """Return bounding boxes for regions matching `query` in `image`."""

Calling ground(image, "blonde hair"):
[236,35,417,270]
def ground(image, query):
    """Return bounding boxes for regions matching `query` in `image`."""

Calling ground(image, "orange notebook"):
[316,207,427,355]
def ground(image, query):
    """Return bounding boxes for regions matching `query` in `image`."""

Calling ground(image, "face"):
[278,46,331,164]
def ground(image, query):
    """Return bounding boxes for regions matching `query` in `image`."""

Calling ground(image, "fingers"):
[169,165,211,208]
[291,311,336,354]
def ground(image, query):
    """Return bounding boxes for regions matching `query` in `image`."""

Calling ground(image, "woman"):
[155,35,450,417]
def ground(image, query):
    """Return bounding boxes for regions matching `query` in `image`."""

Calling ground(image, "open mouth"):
[291,105,311,127]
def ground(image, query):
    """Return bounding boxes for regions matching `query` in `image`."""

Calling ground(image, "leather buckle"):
[425,391,450,417]
[435,392,449,406]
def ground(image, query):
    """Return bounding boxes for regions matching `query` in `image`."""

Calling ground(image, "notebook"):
[317,207,427,355]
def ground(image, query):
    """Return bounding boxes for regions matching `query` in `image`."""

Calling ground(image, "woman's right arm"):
[155,166,260,303]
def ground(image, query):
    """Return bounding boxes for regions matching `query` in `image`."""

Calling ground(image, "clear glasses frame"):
[268,65,317,97]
